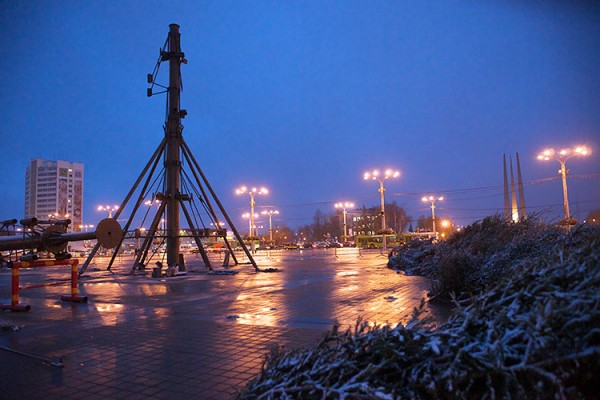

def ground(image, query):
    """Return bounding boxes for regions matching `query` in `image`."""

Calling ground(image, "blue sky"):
[1,1,599,231]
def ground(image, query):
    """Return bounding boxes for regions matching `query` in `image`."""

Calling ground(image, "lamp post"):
[79,224,94,248]
[242,212,259,236]
[261,210,279,242]
[422,195,444,238]
[145,199,164,234]
[364,169,400,250]
[97,205,119,218]
[537,146,591,222]
[334,202,354,242]
[235,186,268,238]
[78,224,94,232]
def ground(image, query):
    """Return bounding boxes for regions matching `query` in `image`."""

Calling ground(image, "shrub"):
[237,223,600,399]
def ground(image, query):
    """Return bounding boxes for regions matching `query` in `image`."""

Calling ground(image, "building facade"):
[25,159,84,232]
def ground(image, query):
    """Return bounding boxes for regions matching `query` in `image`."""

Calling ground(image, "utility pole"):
[165,24,183,267]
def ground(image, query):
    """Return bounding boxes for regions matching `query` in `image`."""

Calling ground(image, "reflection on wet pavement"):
[1,249,447,399]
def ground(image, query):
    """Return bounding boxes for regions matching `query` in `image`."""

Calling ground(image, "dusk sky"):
[1,1,599,233]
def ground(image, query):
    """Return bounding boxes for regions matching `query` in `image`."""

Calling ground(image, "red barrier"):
[61,261,87,303]
[0,259,87,312]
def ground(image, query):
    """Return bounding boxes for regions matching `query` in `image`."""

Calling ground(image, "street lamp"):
[144,199,161,208]
[144,199,164,233]
[78,224,94,232]
[261,210,279,242]
[334,202,354,242]
[422,195,444,238]
[537,145,591,222]
[235,186,268,238]
[49,212,70,219]
[97,205,119,218]
[79,224,95,247]
[364,168,400,250]
[242,212,259,236]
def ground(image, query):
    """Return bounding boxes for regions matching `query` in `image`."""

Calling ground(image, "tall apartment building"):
[24,159,84,232]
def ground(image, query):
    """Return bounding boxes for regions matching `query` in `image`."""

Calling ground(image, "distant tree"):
[352,203,411,235]
[296,204,412,242]
[272,225,295,244]
[297,225,314,242]
[386,201,410,233]
[314,209,341,241]
[417,215,431,231]
[295,210,342,242]
[312,209,328,241]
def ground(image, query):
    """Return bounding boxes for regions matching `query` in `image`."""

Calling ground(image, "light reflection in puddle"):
[234,312,277,327]
[231,268,288,327]
[95,303,124,313]
[335,271,358,277]
[139,285,168,296]
[93,303,124,326]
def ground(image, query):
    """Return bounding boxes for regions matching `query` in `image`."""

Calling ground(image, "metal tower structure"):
[516,152,527,220]
[80,24,259,275]
[503,153,527,222]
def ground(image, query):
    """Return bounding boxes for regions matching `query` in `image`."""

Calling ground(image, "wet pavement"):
[1,248,447,399]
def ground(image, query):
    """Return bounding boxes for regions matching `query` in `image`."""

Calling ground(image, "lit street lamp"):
[537,146,591,222]
[422,195,444,238]
[79,224,95,247]
[334,202,354,242]
[144,199,161,208]
[97,205,119,218]
[144,199,164,233]
[364,169,400,250]
[261,210,279,242]
[242,212,259,236]
[78,224,94,232]
[235,186,268,238]
[49,212,70,219]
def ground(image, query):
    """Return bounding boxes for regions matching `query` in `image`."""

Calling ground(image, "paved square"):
[1,249,447,399]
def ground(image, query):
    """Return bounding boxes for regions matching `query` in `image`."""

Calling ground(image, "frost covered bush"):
[388,215,564,300]
[237,223,599,399]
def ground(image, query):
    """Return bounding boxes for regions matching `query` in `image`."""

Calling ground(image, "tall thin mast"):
[516,152,527,220]
[510,155,519,222]
[503,154,510,220]
[165,23,184,266]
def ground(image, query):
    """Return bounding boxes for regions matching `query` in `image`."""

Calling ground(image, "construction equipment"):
[0,218,122,260]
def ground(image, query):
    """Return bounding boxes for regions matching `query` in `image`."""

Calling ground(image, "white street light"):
[145,199,165,233]
[97,205,119,218]
[78,224,94,232]
[422,195,444,238]
[236,186,268,238]
[49,212,70,219]
[537,145,591,221]
[242,212,259,237]
[78,223,95,246]
[261,210,280,242]
[364,169,400,250]
[334,202,354,242]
